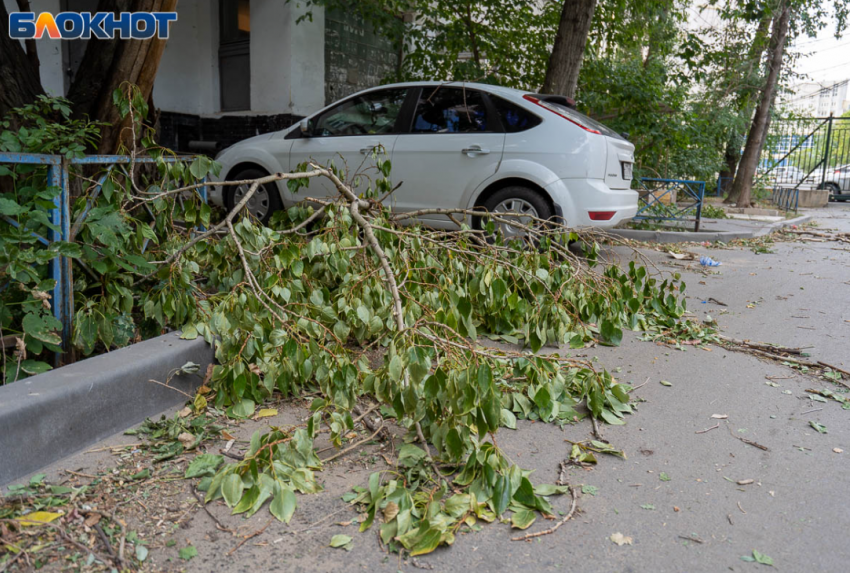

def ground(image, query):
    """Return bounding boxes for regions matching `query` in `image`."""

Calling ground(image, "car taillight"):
[588,211,616,221]
[522,95,601,134]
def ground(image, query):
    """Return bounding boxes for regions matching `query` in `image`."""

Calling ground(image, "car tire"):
[224,167,282,225]
[478,186,554,240]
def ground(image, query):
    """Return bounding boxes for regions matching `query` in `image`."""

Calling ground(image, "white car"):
[210,82,637,232]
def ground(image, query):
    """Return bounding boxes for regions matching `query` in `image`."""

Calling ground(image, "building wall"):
[153,0,220,116]
[324,8,399,105]
[251,0,325,116]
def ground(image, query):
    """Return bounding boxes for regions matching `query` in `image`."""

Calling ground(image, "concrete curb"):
[608,213,813,244]
[0,332,214,487]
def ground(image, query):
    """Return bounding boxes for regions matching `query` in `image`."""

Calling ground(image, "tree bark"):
[66,0,176,154]
[0,2,44,121]
[725,4,791,207]
[542,0,598,99]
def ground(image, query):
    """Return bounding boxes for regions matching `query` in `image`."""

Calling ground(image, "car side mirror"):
[299,118,311,137]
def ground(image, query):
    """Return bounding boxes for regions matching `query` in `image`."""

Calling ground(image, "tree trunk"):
[719,10,772,191]
[541,0,598,99]
[725,4,791,207]
[0,2,44,121]
[67,0,176,154]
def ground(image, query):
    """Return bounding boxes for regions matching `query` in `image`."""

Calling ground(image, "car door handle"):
[462,146,490,156]
[360,146,377,155]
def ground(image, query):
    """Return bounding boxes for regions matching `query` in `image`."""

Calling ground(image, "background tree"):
[542,0,599,98]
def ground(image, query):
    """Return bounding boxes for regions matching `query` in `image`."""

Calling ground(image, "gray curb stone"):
[607,214,813,243]
[0,332,214,487]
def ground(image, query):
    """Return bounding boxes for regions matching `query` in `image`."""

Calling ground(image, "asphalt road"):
[14,203,850,573]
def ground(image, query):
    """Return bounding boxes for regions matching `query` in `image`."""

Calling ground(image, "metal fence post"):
[46,162,64,366]
[694,182,705,232]
[60,159,73,356]
[821,115,833,189]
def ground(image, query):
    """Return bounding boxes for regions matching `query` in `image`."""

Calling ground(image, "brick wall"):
[324,8,400,105]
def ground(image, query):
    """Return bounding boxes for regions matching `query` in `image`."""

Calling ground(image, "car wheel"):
[479,186,553,240]
[224,167,282,224]
[821,182,840,194]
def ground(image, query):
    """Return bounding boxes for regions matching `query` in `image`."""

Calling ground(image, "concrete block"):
[797,189,829,208]
[0,332,214,487]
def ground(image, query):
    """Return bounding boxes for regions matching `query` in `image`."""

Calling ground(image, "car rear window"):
[489,95,541,133]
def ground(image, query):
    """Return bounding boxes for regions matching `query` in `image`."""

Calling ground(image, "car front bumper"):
[545,178,638,228]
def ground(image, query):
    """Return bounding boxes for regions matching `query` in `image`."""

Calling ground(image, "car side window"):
[490,95,542,133]
[412,88,493,133]
[312,88,407,137]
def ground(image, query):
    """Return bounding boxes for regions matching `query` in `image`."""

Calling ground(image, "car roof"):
[365,81,526,98]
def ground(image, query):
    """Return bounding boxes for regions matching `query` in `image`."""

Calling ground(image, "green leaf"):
[659,472,671,481]
[228,398,255,419]
[410,528,442,556]
[809,421,827,434]
[492,474,511,516]
[581,485,598,496]
[185,454,224,478]
[178,545,197,561]
[221,474,244,507]
[640,503,655,510]
[329,534,352,548]
[269,485,297,523]
[599,320,623,346]
[511,509,536,529]
[135,545,148,562]
[388,354,403,382]
[752,550,773,566]
[0,197,27,216]
[500,408,517,430]
[660,380,673,387]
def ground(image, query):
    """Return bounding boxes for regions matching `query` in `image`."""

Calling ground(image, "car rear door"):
[286,87,410,203]
[390,87,505,227]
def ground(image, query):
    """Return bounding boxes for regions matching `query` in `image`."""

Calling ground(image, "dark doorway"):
[219,0,251,111]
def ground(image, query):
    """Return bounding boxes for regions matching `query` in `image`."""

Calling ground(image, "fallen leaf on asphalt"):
[834,448,843,453]
[673,506,680,512]
[255,408,278,419]
[330,534,353,549]
[711,414,728,419]
[737,479,754,485]
[659,472,671,481]
[809,421,828,434]
[179,546,198,561]
[610,532,633,546]
[741,549,774,566]
[178,432,195,446]
[660,380,673,387]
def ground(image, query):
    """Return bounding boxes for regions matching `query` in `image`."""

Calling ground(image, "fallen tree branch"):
[728,427,769,451]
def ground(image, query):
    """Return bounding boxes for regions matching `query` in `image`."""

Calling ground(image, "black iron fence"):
[754,116,850,201]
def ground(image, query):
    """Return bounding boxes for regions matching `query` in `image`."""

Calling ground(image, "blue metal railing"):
[634,178,705,232]
[771,186,799,212]
[716,176,733,197]
[1,153,208,363]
